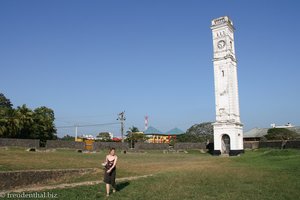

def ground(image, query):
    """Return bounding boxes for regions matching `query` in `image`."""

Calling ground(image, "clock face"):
[217,40,226,49]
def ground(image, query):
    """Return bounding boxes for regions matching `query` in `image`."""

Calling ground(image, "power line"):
[56,122,120,129]
[55,114,116,120]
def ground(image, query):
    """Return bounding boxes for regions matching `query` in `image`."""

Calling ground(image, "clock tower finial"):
[211,16,244,156]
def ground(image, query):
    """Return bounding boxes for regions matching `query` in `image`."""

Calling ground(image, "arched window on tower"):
[222,70,224,77]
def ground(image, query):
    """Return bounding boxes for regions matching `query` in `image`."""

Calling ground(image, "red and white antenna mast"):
[145,115,149,130]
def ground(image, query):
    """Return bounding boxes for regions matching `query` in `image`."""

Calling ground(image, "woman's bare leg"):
[106,184,110,196]
[112,183,116,193]
[111,169,116,192]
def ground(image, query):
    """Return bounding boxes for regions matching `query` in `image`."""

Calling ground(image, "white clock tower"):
[211,16,244,156]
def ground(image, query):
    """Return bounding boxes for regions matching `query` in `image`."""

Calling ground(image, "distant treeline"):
[0,93,57,146]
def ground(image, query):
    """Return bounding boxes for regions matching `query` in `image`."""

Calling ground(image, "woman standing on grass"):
[103,147,118,197]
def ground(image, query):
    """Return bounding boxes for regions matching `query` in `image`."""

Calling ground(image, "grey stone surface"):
[134,143,169,150]
[243,141,260,149]
[46,140,85,149]
[285,140,300,149]
[92,142,129,151]
[174,142,206,150]
[259,141,283,149]
[0,138,40,148]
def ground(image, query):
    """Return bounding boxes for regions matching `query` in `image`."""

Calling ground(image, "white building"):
[271,123,294,128]
[211,16,244,156]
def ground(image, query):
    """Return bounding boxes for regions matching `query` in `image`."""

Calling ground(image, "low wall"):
[0,168,97,191]
[2,139,299,151]
[286,140,300,149]
[244,140,300,149]
[134,143,169,150]
[93,142,129,151]
[173,141,300,151]
[0,138,40,148]
[174,142,206,150]
[46,140,85,149]
[244,141,260,149]
[259,141,283,149]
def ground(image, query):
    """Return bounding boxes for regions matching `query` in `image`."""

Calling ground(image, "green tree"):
[0,93,14,137]
[126,126,147,147]
[16,104,34,139]
[32,106,57,146]
[0,108,22,138]
[266,128,298,140]
[61,134,75,141]
[177,133,197,142]
[0,93,13,109]
[126,132,147,142]
[97,132,112,141]
[0,94,57,144]
[128,126,140,133]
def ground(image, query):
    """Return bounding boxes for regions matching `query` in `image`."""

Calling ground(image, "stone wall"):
[134,143,169,150]
[244,140,300,149]
[286,140,300,149]
[172,141,300,151]
[174,142,206,150]
[0,138,40,148]
[259,141,283,149]
[46,140,85,149]
[0,168,96,191]
[1,139,299,151]
[93,142,129,151]
[243,141,260,149]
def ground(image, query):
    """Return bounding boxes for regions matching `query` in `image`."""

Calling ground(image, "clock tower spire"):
[211,16,244,156]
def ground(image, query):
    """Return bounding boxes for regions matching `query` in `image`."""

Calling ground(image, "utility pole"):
[75,124,78,142]
[117,111,126,142]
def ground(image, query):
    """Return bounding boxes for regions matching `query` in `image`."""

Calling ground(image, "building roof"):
[164,128,184,135]
[144,126,163,135]
[243,126,300,138]
[143,126,184,135]
[243,128,268,138]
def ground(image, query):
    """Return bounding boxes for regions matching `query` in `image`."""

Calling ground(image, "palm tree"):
[16,105,34,138]
[128,126,140,133]
[1,108,22,138]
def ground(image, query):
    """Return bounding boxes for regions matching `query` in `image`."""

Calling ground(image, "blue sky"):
[1,0,299,137]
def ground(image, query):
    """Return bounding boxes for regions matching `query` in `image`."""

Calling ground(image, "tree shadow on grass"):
[116,181,130,191]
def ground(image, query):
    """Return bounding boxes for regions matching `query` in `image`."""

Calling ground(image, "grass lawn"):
[1,148,300,200]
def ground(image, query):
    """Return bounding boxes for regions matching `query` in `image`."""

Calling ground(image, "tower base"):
[212,149,244,156]
[213,121,244,156]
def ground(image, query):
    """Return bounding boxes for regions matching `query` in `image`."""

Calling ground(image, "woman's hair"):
[109,147,115,153]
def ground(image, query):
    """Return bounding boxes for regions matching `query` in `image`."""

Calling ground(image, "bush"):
[266,128,298,140]
[177,122,213,143]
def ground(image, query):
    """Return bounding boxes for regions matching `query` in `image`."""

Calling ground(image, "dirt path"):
[0,174,153,195]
